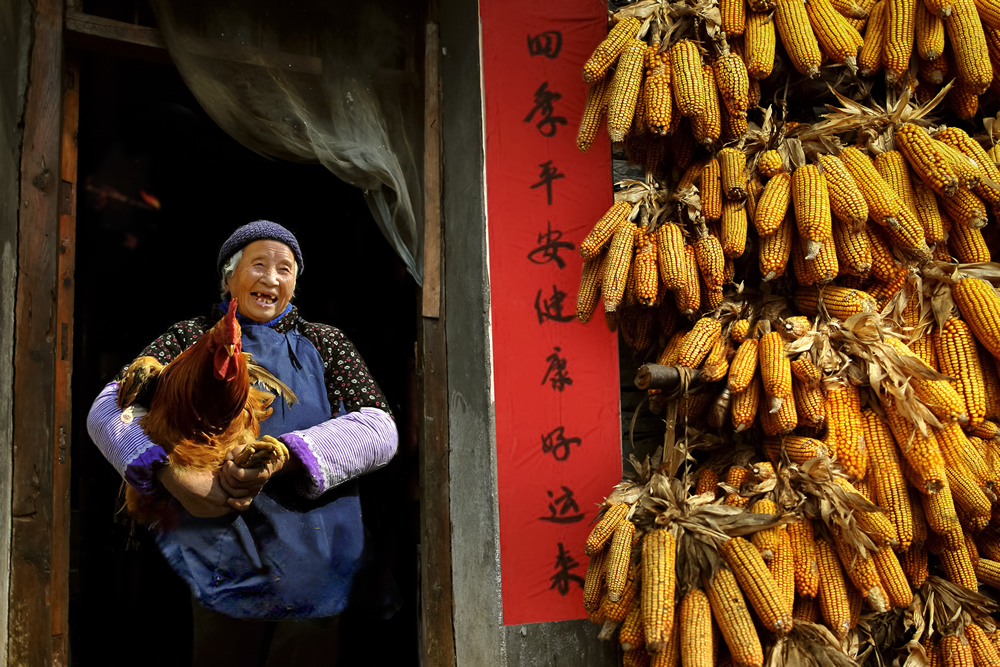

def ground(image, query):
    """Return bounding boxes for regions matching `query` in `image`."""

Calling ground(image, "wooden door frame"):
[8,0,71,663]
[6,2,459,665]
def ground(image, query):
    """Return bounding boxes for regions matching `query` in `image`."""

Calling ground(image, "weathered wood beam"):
[50,55,79,667]
[64,9,165,49]
[10,0,62,662]
[418,20,456,667]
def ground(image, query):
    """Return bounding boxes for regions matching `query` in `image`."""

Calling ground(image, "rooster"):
[117,299,296,522]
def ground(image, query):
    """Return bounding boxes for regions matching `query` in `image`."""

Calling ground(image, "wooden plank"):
[419,317,455,666]
[418,21,455,667]
[50,56,79,667]
[9,0,62,662]
[421,22,442,319]
[64,10,165,49]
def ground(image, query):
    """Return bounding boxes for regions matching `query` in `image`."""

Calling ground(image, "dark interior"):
[70,49,420,666]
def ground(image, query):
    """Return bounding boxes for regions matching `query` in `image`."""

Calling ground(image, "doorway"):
[69,48,420,666]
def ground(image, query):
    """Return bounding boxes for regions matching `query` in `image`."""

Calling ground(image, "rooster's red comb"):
[224,299,239,342]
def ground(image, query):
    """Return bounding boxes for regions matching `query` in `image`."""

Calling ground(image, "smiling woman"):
[85,219,400,666]
[223,241,297,323]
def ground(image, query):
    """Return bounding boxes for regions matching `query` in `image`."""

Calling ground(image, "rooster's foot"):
[232,435,290,468]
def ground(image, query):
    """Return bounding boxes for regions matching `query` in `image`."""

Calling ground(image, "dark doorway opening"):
[70,49,419,666]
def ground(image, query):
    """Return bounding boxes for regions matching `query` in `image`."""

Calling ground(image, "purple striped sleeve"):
[86,382,168,495]
[279,408,398,499]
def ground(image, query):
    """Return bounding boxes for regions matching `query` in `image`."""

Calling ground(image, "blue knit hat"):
[217,220,304,276]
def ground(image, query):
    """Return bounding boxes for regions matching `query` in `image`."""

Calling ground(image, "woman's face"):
[225,240,297,322]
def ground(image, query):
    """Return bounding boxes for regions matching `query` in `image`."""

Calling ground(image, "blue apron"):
[155,324,365,619]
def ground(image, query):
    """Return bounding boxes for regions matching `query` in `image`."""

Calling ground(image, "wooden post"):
[9,0,63,663]
[51,56,79,667]
[418,19,456,667]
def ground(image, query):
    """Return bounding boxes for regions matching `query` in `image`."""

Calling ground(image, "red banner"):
[480,0,622,626]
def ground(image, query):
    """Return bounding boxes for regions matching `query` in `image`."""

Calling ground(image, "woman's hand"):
[156,465,233,518]
[219,444,289,511]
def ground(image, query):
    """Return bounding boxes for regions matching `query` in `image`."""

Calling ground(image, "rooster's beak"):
[224,344,236,357]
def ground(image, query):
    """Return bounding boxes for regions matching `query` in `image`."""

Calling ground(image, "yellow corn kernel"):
[720,537,793,634]
[719,147,749,199]
[839,146,900,228]
[792,164,833,257]
[826,380,868,479]
[874,150,918,216]
[775,0,823,76]
[695,467,720,497]
[832,214,872,276]
[577,77,612,153]
[721,198,748,259]
[602,223,637,313]
[916,0,945,58]
[721,101,750,143]
[940,188,988,229]
[858,0,887,75]
[862,409,913,550]
[866,226,899,282]
[912,177,945,244]
[586,503,630,557]
[941,543,979,589]
[584,549,609,615]
[645,49,673,136]
[872,546,913,607]
[815,538,851,638]
[580,201,632,260]
[714,50,751,118]
[679,588,714,667]
[607,40,647,143]
[576,254,604,324]
[671,40,706,118]
[704,567,764,667]
[754,171,792,236]
[819,153,869,231]
[883,400,947,493]
[641,529,677,654]
[760,331,792,405]
[722,0,747,35]
[583,17,642,83]
[677,317,723,368]
[918,49,950,83]
[949,79,980,120]
[946,0,993,94]
[701,158,723,222]
[948,219,991,262]
[673,245,701,316]
[604,564,639,621]
[745,12,777,79]
[796,285,876,319]
[936,318,986,427]
[731,318,750,343]
[792,594,818,622]
[729,339,760,393]
[884,0,917,84]
[618,598,645,652]
[953,278,1000,360]
[692,65,722,146]
[895,123,960,197]
[794,377,827,429]
[805,0,864,66]
[732,373,762,432]
[655,222,687,291]
[831,536,887,612]
[750,500,781,561]
[757,149,785,178]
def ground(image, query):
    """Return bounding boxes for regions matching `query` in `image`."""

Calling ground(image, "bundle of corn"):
[585,268,1000,664]
[584,451,866,667]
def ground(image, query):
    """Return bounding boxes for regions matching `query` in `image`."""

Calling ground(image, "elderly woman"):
[86,220,398,664]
